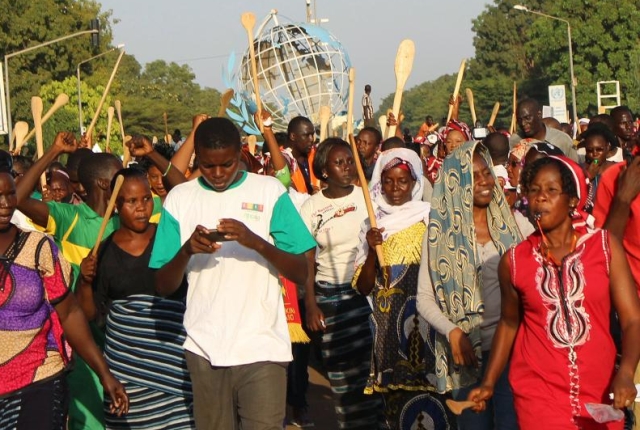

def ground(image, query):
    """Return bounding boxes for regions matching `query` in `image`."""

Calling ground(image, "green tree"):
[0,0,113,133]
[526,0,640,116]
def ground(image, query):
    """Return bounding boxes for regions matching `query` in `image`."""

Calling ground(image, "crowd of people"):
[0,92,639,430]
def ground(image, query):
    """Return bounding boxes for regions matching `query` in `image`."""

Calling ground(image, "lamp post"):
[514,5,578,136]
[76,44,125,134]
[3,29,99,143]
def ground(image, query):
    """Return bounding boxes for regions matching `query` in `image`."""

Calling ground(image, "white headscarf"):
[354,148,431,268]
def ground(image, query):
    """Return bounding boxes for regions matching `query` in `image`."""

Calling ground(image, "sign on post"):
[548,85,568,123]
[0,63,7,135]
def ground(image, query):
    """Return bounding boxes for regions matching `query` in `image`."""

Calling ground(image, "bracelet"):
[263,117,273,127]
[163,162,172,177]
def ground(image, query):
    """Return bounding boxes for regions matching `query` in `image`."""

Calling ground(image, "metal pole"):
[4,56,10,140]
[3,29,98,143]
[77,65,83,134]
[567,23,578,138]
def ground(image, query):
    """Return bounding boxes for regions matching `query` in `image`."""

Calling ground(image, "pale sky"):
[99,0,490,109]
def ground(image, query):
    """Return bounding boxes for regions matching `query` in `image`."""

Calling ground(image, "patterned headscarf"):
[428,141,523,392]
[548,155,593,231]
[443,119,472,142]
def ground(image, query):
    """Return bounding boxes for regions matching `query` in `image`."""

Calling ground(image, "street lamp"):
[514,5,578,136]
[3,28,99,143]
[76,44,125,134]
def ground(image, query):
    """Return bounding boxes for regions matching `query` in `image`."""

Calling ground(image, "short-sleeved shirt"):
[299,187,368,284]
[510,126,578,162]
[149,172,316,366]
[593,162,640,292]
[43,197,162,289]
[0,229,73,396]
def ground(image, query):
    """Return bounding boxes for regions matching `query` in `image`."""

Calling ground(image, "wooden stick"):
[241,12,263,133]
[348,133,385,267]
[91,174,124,256]
[346,68,356,138]
[510,82,517,134]
[378,115,387,138]
[85,49,126,139]
[387,39,415,139]
[446,399,477,416]
[23,93,70,143]
[114,100,131,167]
[12,122,29,155]
[318,105,331,143]
[488,102,500,127]
[446,59,467,124]
[466,88,477,126]
[247,135,257,155]
[218,89,234,117]
[31,97,46,189]
[105,106,114,153]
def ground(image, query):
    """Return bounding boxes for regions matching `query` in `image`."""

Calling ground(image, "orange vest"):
[290,146,317,193]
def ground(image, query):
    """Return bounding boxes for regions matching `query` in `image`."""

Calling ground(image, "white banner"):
[548,85,568,123]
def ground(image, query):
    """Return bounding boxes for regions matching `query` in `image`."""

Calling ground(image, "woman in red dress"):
[468,156,640,429]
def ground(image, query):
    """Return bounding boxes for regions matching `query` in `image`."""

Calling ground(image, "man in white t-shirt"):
[150,117,316,430]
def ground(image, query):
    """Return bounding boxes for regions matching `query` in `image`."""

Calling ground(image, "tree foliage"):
[377,0,640,135]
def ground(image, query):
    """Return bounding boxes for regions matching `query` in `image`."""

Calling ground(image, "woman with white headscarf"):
[353,148,456,429]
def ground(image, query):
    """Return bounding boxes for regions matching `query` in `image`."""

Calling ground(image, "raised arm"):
[17,132,77,227]
[127,136,186,190]
[75,255,98,321]
[467,252,521,411]
[354,227,383,296]
[171,114,209,174]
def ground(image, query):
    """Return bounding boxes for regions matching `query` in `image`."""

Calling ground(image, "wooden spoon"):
[387,39,415,139]
[446,399,477,416]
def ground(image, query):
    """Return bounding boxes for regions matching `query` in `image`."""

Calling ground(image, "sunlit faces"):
[612,110,635,142]
[506,154,522,188]
[48,173,73,203]
[322,146,355,188]
[526,164,578,231]
[291,121,315,156]
[382,166,415,207]
[356,130,379,161]
[445,130,466,154]
[197,146,242,191]
[584,135,610,165]
[146,165,167,197]
[517,104,542,138]
[472,152,495,208]
[0,172,17,231]
[116,177,154,234]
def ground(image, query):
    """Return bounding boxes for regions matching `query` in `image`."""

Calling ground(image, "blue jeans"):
[452,351,518,430]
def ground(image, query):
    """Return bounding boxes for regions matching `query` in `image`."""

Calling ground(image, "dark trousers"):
[287,299,311,409]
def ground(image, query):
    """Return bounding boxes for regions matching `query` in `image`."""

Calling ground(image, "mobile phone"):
[202,229,232,242]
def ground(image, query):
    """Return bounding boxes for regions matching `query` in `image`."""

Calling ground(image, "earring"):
[569,206,577,217]
[322,173,328,179]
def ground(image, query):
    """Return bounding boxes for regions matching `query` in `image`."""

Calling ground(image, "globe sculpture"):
[223,10,352,133]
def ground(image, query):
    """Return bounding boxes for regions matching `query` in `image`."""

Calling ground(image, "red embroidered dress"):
[509,229,621,430]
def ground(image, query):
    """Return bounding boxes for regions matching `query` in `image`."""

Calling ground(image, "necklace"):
[540,232,579,266]
[324,189,352,217]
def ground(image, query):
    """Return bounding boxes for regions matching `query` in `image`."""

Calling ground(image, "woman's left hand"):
[100,373,129,416]
[365,227,384,249]
[610,370,637,409]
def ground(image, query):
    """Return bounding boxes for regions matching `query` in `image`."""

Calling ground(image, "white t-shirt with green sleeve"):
[149,171,316,366]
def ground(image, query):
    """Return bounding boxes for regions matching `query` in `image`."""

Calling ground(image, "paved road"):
[285,366,337,429]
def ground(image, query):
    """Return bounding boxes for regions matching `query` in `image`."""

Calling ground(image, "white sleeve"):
[417,230,458,340]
